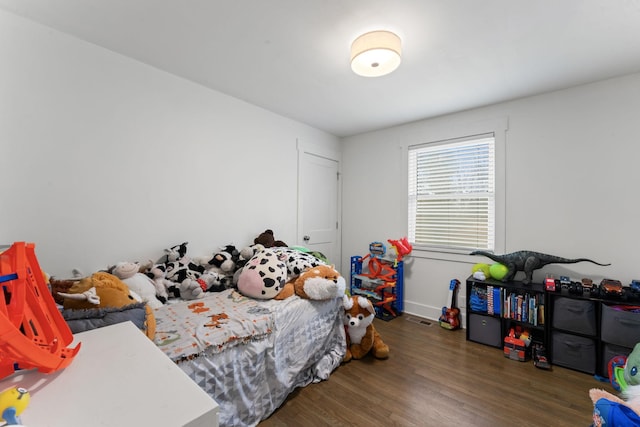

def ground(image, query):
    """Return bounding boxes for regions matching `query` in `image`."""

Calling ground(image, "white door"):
[298,144,341,270]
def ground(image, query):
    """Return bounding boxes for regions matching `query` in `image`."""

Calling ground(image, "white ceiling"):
[2,0,640,137]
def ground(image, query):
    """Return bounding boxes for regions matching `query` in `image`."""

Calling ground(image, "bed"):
[152,288,346,427]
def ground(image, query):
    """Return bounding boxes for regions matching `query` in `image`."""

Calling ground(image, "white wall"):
[4,9,639,319]
[0,10,340,276]
[341,72,640,320]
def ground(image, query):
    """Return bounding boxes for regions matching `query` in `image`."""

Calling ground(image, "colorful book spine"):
[487,286,494,315]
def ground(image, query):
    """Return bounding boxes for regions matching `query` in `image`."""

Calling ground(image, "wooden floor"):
[259,314,604,426]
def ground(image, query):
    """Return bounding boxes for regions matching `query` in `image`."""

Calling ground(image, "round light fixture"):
[350,30,402,77]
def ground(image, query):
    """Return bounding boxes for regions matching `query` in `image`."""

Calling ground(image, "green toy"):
[621,343,640,393]
[489,263,509,281]
[471,263,491,280]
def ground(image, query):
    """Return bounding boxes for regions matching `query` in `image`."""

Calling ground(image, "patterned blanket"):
[153,289,273,362]
[179,294,345,427]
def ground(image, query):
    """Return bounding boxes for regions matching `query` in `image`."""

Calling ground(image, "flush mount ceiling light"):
[350,30,402,77]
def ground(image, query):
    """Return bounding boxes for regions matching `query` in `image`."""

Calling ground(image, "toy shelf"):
[350,255,404,320]
[467,274,640,376]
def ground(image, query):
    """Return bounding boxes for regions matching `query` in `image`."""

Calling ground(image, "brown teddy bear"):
[254,229,287,248]
[342,294,389,362]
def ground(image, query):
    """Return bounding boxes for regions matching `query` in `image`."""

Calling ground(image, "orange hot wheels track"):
[0,242,80,378]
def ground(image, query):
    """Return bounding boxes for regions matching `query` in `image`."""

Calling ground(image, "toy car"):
[559,276,572,289]
[544,276,556,291]
[568,282,583,295]
[581,278,594,289]
[581,278,594,294]
[600,279,623,296]
[630,280,640,292]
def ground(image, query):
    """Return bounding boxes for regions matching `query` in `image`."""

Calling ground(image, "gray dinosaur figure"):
[470,250,610,284]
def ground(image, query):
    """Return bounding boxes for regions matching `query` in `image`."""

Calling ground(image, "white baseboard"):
[403,300,467,329]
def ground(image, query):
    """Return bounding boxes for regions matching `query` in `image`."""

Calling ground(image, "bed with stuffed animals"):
[53,236,347,427]
[151,243,346,427]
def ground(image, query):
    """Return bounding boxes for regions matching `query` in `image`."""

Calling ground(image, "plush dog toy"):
[342,295,389,362]
[274,264,345,300]
[590,343,640,425]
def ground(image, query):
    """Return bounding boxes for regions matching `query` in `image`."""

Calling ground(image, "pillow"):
[61,302,155,339]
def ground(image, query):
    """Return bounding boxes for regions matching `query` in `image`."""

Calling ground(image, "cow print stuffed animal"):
[236,249,288,299]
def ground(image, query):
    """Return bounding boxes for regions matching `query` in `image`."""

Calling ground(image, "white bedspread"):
[154,292,346,427]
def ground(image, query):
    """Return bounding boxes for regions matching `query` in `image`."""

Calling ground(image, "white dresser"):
[0,321,219,427]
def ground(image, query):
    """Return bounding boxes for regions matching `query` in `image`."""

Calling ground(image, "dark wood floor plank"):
[259,315,603,426]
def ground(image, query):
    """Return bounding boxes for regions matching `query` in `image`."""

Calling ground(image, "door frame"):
[296,139,342,271]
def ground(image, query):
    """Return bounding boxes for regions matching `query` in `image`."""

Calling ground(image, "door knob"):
[303,235,310,242]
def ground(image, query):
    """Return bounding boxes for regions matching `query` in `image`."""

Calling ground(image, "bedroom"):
[2,1,640,425]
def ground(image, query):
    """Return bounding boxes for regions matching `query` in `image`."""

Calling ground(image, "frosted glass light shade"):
[350,30,402,77]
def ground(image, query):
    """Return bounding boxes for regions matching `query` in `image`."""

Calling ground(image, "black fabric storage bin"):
[468,314,501,347]
[601,304,640,348]
[552,332,596,374]
[601,343,632,378]
[552,297,597,335]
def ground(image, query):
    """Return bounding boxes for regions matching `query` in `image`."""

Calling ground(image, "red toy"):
[387,237,413,262]
[0,242,80,379]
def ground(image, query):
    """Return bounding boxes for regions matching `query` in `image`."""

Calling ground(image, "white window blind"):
[408,134,495,252]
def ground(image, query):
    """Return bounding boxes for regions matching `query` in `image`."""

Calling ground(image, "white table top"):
[0,321,219,427]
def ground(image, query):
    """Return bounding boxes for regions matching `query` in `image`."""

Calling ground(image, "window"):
[408,133,495,252]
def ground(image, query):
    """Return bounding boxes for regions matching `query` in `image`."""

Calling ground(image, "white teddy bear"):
[110,261,164,309]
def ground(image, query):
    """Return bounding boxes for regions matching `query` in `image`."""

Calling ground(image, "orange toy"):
[0,242,80,379]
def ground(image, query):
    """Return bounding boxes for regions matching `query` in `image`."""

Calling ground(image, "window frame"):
[404,118,507,260]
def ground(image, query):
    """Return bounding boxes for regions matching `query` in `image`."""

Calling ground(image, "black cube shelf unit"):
[549,289,640,376]
[466,275,640,377]
[466,276,546,354]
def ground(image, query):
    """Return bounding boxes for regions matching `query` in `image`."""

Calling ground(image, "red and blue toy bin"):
[0,242,80,379]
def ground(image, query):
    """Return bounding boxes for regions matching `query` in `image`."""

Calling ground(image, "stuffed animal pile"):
[236,247,343,301]
[158,242,207,297]
[59,229,339,305]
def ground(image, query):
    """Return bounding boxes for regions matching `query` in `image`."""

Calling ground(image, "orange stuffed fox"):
[342,295,389,362]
